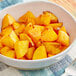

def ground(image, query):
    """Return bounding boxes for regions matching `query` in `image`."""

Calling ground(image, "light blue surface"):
[0,0,72,76]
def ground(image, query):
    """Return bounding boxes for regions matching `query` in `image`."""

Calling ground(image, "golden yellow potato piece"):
[0,47,15,58]
[32,45,47,60]
[57,31,69,46]
[59,26,66,33]
[2,14,15,29]
[41,29,57,41]
[19,33,34,46]
[24,23,33,34]
[1,30,19,48]
[15,24,25,35]
[43,42,61,54]
[9,31,19,43]
[28,25,44,43]
[43,11,58,23]
[18,11,35,25]
[5,50,15,58]
[36,13,51,25]
[26,47,35,59]
[14,40,29,58]
[1,36,14,48]
[12,22,20,29]
[1,26,13,36]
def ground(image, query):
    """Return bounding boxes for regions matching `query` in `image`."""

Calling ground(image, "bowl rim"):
[0,0,76,62]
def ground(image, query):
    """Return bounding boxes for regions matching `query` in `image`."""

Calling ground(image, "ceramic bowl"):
[0,1,76,70]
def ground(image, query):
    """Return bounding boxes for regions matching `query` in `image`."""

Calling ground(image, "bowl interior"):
[0,1,76,45]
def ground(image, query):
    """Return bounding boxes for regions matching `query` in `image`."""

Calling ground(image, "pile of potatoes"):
[0,11,69,60]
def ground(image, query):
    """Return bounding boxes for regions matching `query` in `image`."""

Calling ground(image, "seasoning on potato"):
[0,11,69,60]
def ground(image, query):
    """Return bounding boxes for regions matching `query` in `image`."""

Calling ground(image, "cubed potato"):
[15,24,25,35]
[12,22,20,30]
[26,47,35,59]
[48,54,54,57]
[24,23,33,34]
[1,26,13,36]
[18,11,35,25]
[14,40,29,58]
[9,31,19,42]
[43,42,61,54]
[1,36,14,48]
[43,11,58,23]
[57,31,69,46]
[1,30,19,48]
[36,13,51,26]
[19,33,34,46]
[28,25,44,43]
[32,45,47,60]
[59,26,66,33]
[1,47,15,58]
[2,14,15,29]
[48,23,63,29]
[41,29,57,41]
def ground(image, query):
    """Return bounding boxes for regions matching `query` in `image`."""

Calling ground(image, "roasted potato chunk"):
[26,47,35,59]
[1,36,14,48]
[43,11,58,23]
[0,47,15,58]
[28,25,44,43]
[43,42,61,54]
[15,24,25,35]
[32,45,47,60]
[19,33,34,46]
[36,13,51,25]
[57,31,69,46]
[14,40,29,58]
[41,29,57,41]
[1,26,13,36]
[1,31,19,48]
[18,11,35,25]
[2,14,15,29]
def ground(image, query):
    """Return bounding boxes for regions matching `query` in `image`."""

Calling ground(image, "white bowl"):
[0,1,76,70]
